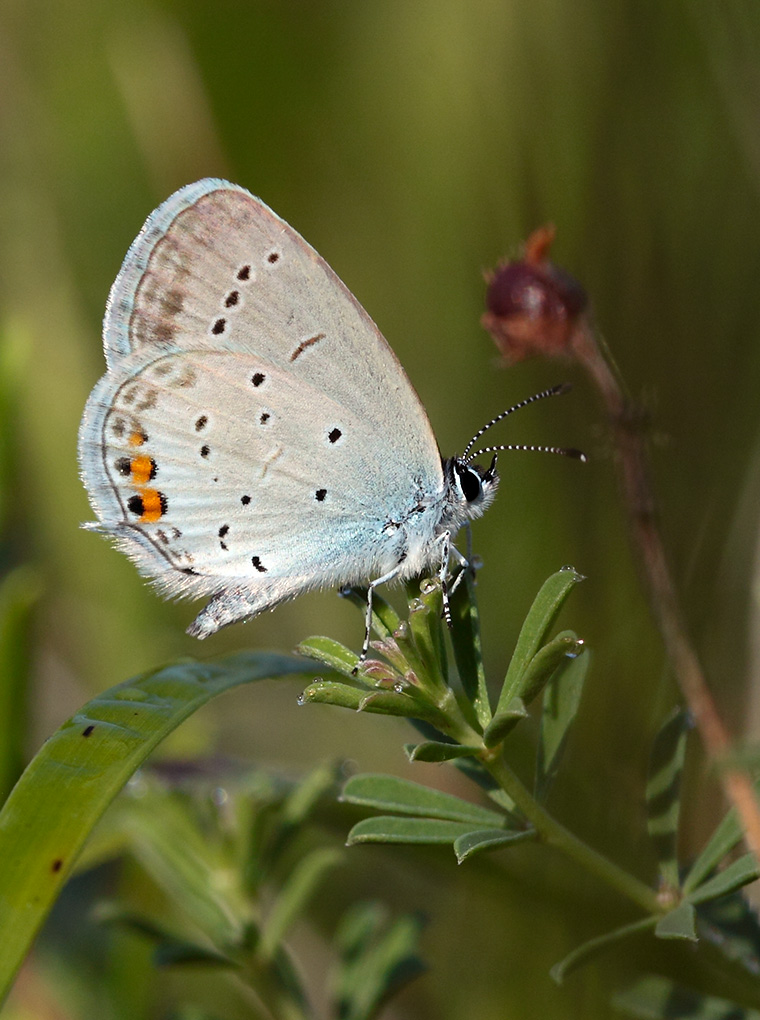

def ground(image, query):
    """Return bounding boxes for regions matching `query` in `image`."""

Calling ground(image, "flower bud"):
[482,225,587,362]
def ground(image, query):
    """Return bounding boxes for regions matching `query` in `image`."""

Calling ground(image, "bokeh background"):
[3,2,760,1017]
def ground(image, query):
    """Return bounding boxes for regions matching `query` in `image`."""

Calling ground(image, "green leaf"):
[449,567,491,729]
[296,636,360,677]
[535,649,589,801]
[518,630,583,707]
[647,708,690,889]
[404,741,482,762]
[390,619,440,691]
[281,762,337,827]
[483,698,528,747]
[116,784,252,944]
[259,847,342,959]
[333,904,426,1020]
[654,901,697,941]
[406,580,448,688]
[341,774,506,826]
[689,853,760,904]
[347,816,480,846]
[453,828,535,863]
[550,916,658,984]
[613,975,760,1020]
[300,679,436,721]
[95,904,237,968]
[496,568,584,717]
[683,806,744,895]
[0,566,42,803]
[0,651,314,1003]
[153,941,238,968]
[697,885,760,976]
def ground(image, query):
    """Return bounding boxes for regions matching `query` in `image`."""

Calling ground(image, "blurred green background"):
[3,1,760,1017]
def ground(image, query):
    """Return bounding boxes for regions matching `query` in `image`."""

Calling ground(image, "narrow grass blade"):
[0,651,314,1003]
[0,566,42,803]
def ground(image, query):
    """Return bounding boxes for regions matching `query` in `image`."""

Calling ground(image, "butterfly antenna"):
[461,383,572,462]
[465,443,587,464]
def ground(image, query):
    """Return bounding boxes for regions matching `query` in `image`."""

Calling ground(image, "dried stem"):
[572,321,760,862]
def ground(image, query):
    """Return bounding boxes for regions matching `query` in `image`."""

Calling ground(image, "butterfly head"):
[446,383,586,525]
[447,455,499,522]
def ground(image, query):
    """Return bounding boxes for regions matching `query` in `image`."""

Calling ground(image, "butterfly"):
[78,179,582,660]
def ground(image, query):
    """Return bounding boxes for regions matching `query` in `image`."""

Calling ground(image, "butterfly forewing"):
[103,181,437,471]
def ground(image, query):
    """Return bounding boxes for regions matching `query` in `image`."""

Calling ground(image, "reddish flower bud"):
[482,225,587,363]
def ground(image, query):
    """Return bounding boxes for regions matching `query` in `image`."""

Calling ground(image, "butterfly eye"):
[455,462,483,503]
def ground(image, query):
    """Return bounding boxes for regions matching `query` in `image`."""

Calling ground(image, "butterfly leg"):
[353,563,404,673]
[447,544,470,597]
[436,531,455,628]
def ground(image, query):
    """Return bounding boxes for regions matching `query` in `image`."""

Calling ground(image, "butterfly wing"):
[79,180,444,635]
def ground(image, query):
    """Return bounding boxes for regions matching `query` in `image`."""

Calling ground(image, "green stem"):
[233,956,310,1020]
[435,688,484,745]
[483,754,661,915]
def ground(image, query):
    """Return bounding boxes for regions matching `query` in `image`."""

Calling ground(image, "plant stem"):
[483,753,661,915]
[572,321,760,865]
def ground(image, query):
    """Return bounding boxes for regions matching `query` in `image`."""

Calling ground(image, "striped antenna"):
[465,443,587,464]
[461,383,572,461]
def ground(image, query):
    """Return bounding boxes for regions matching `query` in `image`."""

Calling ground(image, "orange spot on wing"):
[140,489,165,523]
[129,430,146,446]
[130,455,154,485]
